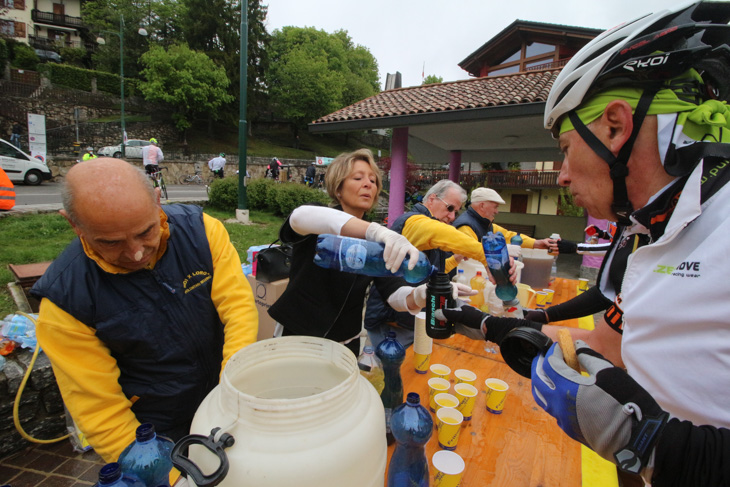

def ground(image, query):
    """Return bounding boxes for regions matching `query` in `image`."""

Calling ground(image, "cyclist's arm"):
[157,148,164,162]
[203,214,258,370]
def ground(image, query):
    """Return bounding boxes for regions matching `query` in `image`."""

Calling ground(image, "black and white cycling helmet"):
[545,0,730,134]
[544,1,730,223]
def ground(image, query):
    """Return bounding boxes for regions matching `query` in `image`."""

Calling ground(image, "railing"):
[29,35,82,50]
[388,169,560,192]
[31,9,83,28]
[525,59,569,71]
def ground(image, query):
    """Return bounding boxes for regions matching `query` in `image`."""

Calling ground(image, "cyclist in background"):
[142,138,164,175]
[208,153,226,179]
[82,147,97,161]
[304,161,316,186]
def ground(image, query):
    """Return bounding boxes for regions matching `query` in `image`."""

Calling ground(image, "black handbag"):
[255,241,292,283]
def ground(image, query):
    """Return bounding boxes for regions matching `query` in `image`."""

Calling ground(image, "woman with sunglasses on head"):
[268,150,471,356]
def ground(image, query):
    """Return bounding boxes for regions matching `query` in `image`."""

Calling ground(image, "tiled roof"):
[312,69,561,125]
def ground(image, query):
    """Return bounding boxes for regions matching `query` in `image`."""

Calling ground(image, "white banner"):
[27,113,47,163]
[315,156,334,166]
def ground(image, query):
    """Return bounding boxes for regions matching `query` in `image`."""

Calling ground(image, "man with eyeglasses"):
[365,179,493,348]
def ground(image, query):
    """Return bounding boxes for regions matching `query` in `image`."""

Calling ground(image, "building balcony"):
[31,9,83,29]
[28,35,82,51]
[483,170,560,189]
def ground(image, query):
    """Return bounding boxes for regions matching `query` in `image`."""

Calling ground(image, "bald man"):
[31,158,258,464]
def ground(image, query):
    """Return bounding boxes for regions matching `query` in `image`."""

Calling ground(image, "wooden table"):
[386,277,584,487]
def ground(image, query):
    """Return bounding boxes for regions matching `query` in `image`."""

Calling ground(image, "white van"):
[0,138,52,185]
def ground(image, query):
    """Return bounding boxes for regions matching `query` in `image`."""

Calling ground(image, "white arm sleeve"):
[289,206,356,236]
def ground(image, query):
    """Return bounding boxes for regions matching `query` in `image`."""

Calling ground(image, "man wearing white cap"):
[453,187,556,251]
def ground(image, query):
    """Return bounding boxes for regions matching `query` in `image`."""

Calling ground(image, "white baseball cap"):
[471,187,505,204]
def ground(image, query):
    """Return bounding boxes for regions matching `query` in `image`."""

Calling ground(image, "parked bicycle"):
[149,166,169,201]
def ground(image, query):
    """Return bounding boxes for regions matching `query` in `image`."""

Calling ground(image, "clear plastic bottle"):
[469,271,486,309]
[452,268,468,286]
[94,462,145,487]
[387,392,433,487]
[313,234,435,283]
[482,232,518,302]
[357,346,385,395]
[375,332,406,446]
[117,423,174,487]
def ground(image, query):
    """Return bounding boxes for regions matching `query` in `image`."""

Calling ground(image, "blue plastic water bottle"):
[387,392,433,487]
[94,463,145,487]
[510,234,523,246]
[313,234,435,283]
[117,423,174,487]
[483,232,518,301]
[375,331,406,445]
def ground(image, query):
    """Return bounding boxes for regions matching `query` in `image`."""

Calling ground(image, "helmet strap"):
[568,87,659,224]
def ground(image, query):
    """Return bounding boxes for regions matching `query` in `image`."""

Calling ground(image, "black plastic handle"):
[171,427,235,487]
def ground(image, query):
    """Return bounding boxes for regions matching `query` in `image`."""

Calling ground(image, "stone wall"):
[0,349,67,458]
[48,156,320,185]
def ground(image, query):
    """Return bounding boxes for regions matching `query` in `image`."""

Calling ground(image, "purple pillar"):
[448,150,461,182]
[388,127,408,226]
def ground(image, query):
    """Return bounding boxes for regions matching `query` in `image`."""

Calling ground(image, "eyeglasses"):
[437,196,458,213]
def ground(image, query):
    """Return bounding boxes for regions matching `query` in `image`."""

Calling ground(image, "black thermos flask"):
[425,272,455,339]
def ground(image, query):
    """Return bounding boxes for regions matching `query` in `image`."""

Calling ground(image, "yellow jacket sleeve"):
[36,300,139,463]
[203,214,258,372]
[401,215,486,265]
[492,223,537,248]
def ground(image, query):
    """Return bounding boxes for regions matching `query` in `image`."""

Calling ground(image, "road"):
[12,181,209,209]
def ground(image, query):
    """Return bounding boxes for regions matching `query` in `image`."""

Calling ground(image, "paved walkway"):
[0,439,104,487]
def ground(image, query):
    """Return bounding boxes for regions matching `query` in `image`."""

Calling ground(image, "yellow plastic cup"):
[454,368,476,385]
[484,378,509,414]
[577,278,590,294]
[414,352,431,374]
[541,288,555,306]
[430,363,451,380]
[428,378,451,412]
[436,407,464,450]
[454,382,478,421]
[433,450,465,487]
[535,291,549,309]
[434,392,459,413]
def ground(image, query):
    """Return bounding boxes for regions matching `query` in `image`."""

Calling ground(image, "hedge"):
[46,64,138,96]
[209,178,330,214]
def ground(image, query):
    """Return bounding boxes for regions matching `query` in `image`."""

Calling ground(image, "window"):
[0,20,14,36]
[499,49,521,65]
[525,42,554,58]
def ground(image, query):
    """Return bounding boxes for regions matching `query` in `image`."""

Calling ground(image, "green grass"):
[0,208,285,317]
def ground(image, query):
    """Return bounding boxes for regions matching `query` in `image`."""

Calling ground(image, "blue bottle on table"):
[118,423,174,487]
[94,462,144,487]
[483,232,518,301]
[375,331,406,445]
[313,234,435,283]
[387,392,433,487]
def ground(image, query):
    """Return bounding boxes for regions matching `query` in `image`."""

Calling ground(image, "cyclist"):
[208,153,226,179]
[304,161,316,186]
[142,138,164,175]
[82,147,97,161]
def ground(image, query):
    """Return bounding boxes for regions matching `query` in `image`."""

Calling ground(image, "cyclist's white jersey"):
[143,146,164,166]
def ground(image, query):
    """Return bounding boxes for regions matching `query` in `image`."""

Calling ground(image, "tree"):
[268,26,379,129]
[180,0,270,125]
[138,44,233,133]
[422,74,443,85]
